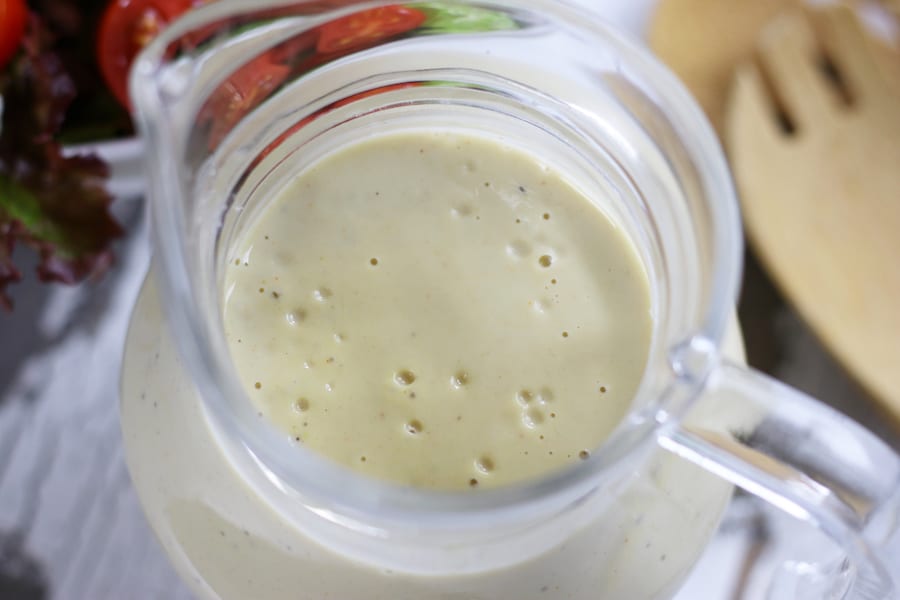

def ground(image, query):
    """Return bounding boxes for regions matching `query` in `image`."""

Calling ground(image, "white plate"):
[63,137,144,200]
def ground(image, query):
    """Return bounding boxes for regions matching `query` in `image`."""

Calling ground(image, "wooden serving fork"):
[725,5,900,420]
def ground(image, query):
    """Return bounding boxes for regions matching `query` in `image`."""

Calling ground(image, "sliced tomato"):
[316,5,426,54]
[196,27,319,150]
[0,0,27,69]
[252,82,421,167]
[97,0,200,109]
[200,53,292,150]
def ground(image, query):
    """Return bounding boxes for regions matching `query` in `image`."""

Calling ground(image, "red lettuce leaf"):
[0,14,122,310]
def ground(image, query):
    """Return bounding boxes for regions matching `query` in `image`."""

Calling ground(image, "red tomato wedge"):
[0,0,27,69]
[97,0,198,109]
[316,5,426,54]
[200,52,292,149]
[254,81,421,163]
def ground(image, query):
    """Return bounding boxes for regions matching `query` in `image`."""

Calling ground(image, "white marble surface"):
[0,204,193,599]
[1,1,897,599]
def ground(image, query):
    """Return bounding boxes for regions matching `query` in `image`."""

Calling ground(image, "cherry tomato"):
[0,0,27,69]
[316,5,426,54]
[97,0,198,109]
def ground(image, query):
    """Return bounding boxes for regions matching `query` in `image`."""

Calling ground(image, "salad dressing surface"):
[223,131,652,490]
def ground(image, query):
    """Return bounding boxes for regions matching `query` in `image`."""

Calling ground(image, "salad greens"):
[0,3,123,309]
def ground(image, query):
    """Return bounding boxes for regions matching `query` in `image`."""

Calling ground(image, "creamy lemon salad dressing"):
[121,128,748,600]
[223,131,652,490]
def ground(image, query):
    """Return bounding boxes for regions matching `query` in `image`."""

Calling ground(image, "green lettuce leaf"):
[412,3,518,33]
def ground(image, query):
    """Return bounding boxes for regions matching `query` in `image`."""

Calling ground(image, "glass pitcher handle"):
[658,360,900,600]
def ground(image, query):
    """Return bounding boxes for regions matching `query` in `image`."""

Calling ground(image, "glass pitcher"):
[121,1,900,598]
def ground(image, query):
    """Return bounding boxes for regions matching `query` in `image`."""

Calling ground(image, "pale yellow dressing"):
[223,131,651,490]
